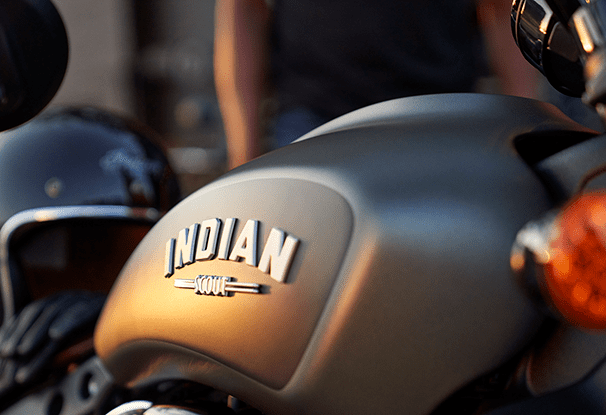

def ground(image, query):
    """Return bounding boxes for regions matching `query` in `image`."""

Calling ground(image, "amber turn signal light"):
[542,192,606,329]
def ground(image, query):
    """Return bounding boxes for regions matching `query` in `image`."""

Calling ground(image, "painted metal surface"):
[96,94,596,414]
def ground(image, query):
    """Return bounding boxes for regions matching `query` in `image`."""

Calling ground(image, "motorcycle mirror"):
[544,0,581,24]
[511,0,585,97]
[0,0,68,132]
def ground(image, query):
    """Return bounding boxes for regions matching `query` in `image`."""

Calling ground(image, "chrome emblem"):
[174,275,261,296]
[164,218,300,283]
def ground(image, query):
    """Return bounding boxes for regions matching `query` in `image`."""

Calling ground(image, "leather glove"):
[0,291,105,397]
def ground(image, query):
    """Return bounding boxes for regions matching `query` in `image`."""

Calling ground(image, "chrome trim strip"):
[174,275,261,296]
[173,278,196,289]
[0,205,159,324]
[143,406,208,414]
[105,400,152,415]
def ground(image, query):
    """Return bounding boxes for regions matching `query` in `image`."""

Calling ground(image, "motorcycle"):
[3,0,606,414]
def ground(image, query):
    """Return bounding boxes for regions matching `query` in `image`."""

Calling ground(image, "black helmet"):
[0,107,181,323]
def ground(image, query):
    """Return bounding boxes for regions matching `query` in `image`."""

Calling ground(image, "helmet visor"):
[14,219,150,298]
[0,206,158,323]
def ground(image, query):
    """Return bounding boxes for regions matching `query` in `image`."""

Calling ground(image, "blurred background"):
[45,0,603,197]
[49,0,224,196]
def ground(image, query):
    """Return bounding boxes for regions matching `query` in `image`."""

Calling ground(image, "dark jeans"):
[271,107,331,150]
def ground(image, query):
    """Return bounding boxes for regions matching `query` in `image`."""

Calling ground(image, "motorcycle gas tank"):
[95,94,595,415]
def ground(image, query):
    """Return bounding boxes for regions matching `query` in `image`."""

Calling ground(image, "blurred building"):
[49,0,226,196]
[50,0,135,116]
